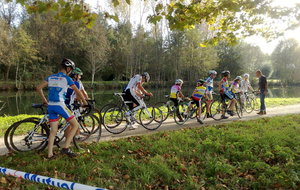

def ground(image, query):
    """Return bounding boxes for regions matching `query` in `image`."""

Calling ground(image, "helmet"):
[221,70,230,76]
[175,79,183,85]
[208,70,217,75]
[235,76,242,81]
[142,72,150,82]
[196,79,206,85]
[61,58,75,70]
[72,67,83,75]
[243,73,250,78]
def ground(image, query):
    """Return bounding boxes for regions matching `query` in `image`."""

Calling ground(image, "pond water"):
[0,86,300,116]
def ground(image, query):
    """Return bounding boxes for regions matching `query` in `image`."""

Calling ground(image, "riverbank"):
[1,113,299,189]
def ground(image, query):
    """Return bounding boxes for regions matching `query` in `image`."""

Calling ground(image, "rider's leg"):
[64,117,79,149]
[48,121,59,158]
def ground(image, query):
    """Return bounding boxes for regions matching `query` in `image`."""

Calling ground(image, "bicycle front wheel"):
[9,118,49,152]
[102,105,127,134]
[174,102,189,125]
[139,106,163,130]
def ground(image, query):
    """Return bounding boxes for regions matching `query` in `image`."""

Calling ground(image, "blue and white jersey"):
[65,81,81,105]
[45,72,74,103]
[205,76,214,92]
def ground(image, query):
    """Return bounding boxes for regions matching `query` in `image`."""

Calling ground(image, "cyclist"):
[204,70,217,118]
[36,58,87,159]
[240,73,254,104]
[65,67,89,108]
[218,70,233,119]
[190,79,207,124]
[123,72,153,130]
[170,79,185,122]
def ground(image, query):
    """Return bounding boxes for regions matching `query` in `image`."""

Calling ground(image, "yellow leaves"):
[200,43,207,47]
[0,177,7,184]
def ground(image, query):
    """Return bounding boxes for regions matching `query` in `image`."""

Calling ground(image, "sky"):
[86,0,300,55]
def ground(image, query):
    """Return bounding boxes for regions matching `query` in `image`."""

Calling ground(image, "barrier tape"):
[0,167,106,190]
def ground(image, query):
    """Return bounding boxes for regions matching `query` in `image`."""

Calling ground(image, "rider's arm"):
[36,81,48,105]
[71,85,88,105]
[81,89,89,99]
[218,80,223,92]
[137,82,153,96]
[178,91,184,98]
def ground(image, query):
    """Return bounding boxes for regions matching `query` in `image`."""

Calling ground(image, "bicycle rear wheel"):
[102,104,127,134]
[139,106,163,130]
[211,101,223,121]
[244,97,254,113]
[154,101,170,122]
[9,118,49,152]
[236,102,242,118]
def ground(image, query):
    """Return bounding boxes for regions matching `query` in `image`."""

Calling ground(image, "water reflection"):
[0,86,300,116]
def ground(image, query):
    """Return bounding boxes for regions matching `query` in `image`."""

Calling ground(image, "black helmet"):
[197,79,205,85]
[221,70,230,77]
[61,58,75,70]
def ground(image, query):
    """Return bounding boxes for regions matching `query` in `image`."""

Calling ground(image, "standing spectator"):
[256,70,268,115]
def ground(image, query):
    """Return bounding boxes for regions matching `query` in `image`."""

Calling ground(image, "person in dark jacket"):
[256,70,268,115]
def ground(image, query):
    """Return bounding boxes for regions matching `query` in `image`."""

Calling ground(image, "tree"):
[12,27,40,89]
[0,19,14,80]
[271,39,300,83]
[83,17,110,85]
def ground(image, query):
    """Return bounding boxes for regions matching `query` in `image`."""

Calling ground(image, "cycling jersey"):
[65,81,82,106]
[230,81,240,93]
[45,72,74,103]
[170,84,181,99]
[220,77,229,92]
[240,80,250,92]
[192,86,206,101]
[125,75,142,92]
[205,77,214,92]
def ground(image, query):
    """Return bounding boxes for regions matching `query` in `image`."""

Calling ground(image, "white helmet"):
[208,70,217,75]
[243,73,250,78]
[175,79,183,85]
[142,72,150,82]
[235,76,242,81]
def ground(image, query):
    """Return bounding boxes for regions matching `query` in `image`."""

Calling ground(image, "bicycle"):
[5,103,100,153]
[102,93,163,134]
[154,96,190,125]
[210,93,242,121]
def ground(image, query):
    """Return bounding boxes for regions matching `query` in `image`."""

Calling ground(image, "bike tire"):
[154,101,170,122]
[102,104,127,134]
[9,118,49,152]
[4,117,41,152]
[139,106,163,130]
[173,102,189,125]
[211,101,223,121]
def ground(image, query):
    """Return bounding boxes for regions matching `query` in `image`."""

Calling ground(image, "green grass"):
[265,98,300,107]
[0,115,42,137]
[1,114,300,189]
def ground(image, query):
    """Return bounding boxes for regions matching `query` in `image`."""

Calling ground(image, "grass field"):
[1,114,300,189]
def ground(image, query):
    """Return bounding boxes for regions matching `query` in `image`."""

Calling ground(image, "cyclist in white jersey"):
[240,73,254,104]
[123,72,153,129]
[205,70,217,118]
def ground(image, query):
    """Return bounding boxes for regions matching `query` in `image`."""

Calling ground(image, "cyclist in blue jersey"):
[65,67,89,108]
[204,70,217,118]
[36,58,87,159]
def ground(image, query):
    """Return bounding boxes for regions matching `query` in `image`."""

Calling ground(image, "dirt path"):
[1,104,300,156]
